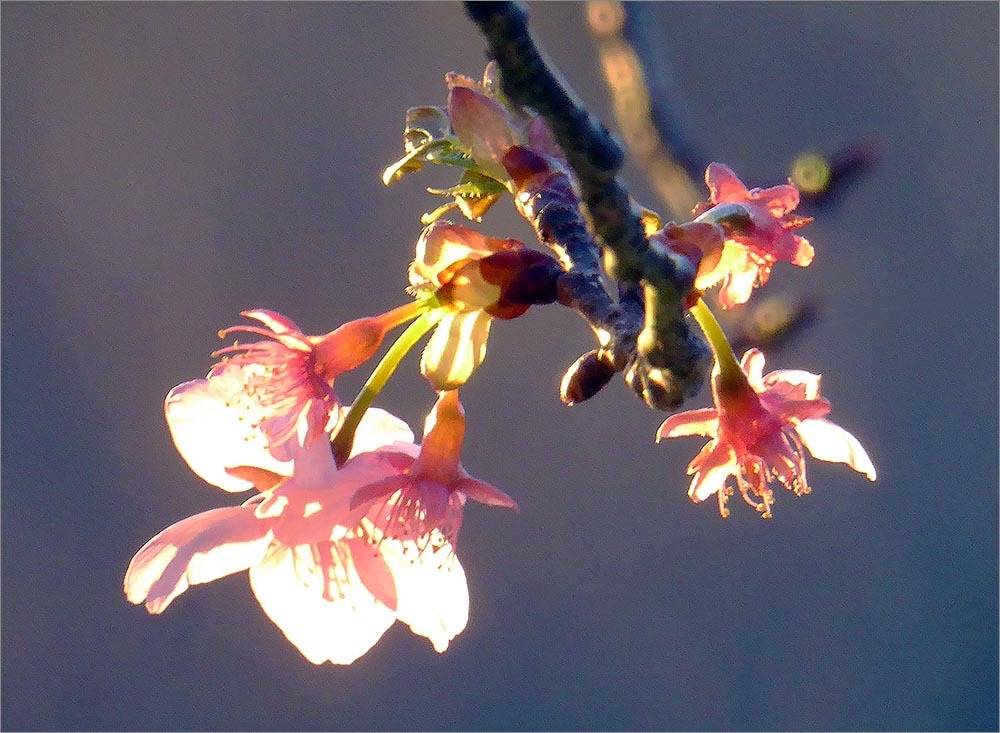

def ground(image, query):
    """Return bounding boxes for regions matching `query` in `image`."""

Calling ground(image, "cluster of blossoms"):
[126,63,875,664]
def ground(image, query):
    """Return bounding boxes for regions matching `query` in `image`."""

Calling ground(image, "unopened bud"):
[560,349,617,406]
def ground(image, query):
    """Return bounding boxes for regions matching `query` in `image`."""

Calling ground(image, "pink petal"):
[452,476,519,510]
[753,183,800,217]
[379,538,469,653]
[347,537,397,612]
[239,309,302,335]
[794,418,877,481]
[763,369,822,401]
[525,117,563,160]
[165,376,292,492]
[249,542,396,665]
[767,397,832,423]
[687,441,736,502]
[349,473,412,512]
[448,86,517,181]
[656,408,720,440]
[411,222,492,289]
[739,348,767,390]
[705,162,749,203]
[124,506,273,614]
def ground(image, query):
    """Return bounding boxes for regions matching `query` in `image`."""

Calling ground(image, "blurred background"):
[3,3,997,730]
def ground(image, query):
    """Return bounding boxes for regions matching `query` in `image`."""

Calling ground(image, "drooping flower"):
[348,390,518,550]
[411,221,558,390]
[656,348,875,518]
[166,307,414,488]
[693,163,815,309]
[125,406,470,663]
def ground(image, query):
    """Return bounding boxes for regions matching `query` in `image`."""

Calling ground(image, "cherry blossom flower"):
[412,221,557,390]
[125,406,470,663]
[657,348,875,518]
[348,390,518,550]
[694,163,815,309]
[166,308,413,488]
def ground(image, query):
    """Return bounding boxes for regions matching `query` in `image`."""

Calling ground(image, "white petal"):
[249,542,395,665]
[124,506,272,614]
[795,418,877,481]
[349,408,415,458]
[420,312,492,390]
[379,538,469,653]
[165,375,291,492]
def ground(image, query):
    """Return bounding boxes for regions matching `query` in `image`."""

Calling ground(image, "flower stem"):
[331,309,440,466]
[689,297,742,381]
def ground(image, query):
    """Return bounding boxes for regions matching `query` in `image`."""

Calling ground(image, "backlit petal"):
[349,408,415,457]
[249,542,395,665]
[795,418,877,481]
[739,348,767,390]
[452,476,518,510]
[687,441,736,502]
[380,539,469,653]
[124,506,273,614]
[448,86,517,181]
[705,162,748,203]
[764,369,822,400]
[656,408,720,440]
[165,376,291,492]
[420,311,492,390]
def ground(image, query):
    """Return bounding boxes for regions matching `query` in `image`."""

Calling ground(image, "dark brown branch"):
[465,1,709,410]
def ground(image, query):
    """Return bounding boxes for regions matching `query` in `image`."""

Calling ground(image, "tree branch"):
[465,1,709,410]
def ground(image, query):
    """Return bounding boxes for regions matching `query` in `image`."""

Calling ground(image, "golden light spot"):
[791,153,831,194]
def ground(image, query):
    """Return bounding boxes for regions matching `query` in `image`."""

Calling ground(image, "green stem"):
[331,310,440,466]
[689,298,742,381]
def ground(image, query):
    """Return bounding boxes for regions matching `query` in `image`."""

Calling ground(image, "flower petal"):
[165,375,292,492]
[763,369,822,400]
[705,162,749,203]
[239,309,301,335]
[249,542,395,665]
[685,440,736,502]
[448,86,516,181]
[349,408,415,457]
[379,538,469,653]
[718,257,759,309]
[452,476,518,510]
[124,506,273,614]
[754,183,800,217]
[420,311,492,391]
[656,408,720,440]
[739,348,767,390]
[794,418,877,481]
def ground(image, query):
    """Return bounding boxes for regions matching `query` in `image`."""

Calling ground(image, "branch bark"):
[465,1,709,410]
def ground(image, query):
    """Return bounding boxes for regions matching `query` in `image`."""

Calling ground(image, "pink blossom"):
[166,309,405,488]
[125,407,471,663]
[657,348,875,518]
[348,390,518,550]
[695,163,815,309]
